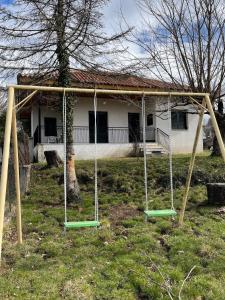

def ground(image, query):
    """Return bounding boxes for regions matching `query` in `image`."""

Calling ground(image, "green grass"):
[2,154,225,299]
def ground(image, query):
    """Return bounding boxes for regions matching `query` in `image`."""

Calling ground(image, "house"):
[17,69,203,161]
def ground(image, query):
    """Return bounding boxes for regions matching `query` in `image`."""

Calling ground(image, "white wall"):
[32,97,142,143]
[73,97,141,127]
[35,143,135,161]
[31,96,156,130]
[32,104,62,142]
[155,99,203,153]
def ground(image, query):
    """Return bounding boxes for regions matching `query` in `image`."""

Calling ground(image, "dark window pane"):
[128,113,140,143]
[44,118,57,136]
[171,111,187,130]
[89,111,108,143]
[147,114,153,126]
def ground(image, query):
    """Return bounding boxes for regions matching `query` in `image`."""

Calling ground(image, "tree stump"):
[206,183,225,205]
[44,151,62,168]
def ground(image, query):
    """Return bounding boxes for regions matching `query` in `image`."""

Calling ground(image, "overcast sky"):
[103,0,140,33]
[103,0,147,71]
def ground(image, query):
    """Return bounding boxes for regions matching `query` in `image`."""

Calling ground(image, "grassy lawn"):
[1,154,225,299]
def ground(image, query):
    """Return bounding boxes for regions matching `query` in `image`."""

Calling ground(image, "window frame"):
[171,110,188,130]
[44,117,57,137]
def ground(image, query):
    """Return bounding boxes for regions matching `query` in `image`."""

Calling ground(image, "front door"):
[128,113,140,143]
[146,113,155,142]
[89,111,108,143]
[44,117,57,137]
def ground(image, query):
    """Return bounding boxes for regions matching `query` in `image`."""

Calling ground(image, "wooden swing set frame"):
[0,84,225,263]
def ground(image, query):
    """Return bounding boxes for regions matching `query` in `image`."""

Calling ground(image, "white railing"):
[35,126,158,144]
[108,127,129,143]
[156,128,169,151]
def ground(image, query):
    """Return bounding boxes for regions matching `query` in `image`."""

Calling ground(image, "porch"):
[33,125,159,145]
[33,125,169,162]
[29,94,171,162]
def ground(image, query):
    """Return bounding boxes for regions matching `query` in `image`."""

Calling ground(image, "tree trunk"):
[56,0,81,203]
[44,150,62,168]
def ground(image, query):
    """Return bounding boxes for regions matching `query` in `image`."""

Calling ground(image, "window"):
[171,111,188,130]
[147,114,153,126]
[44,117,57,136]
[89,111,108,143]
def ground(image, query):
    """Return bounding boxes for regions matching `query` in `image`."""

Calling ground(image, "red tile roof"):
[18,69,182,90]
[71,69,178,89]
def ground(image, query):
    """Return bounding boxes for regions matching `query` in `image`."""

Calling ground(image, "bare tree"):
[0,0,128,202]
[0,88,6,113]
[127,0,225,155]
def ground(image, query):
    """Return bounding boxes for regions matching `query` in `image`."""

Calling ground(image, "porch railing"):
[74,126,89,144]
[74,126,130,143]
[34,125,157,144]
[156,128,169,151]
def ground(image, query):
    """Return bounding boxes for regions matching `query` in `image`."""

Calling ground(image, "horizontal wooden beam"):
[9,84,209,98]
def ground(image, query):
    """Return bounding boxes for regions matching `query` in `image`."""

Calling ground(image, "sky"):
[0,0,13,4]
[103,0,140,34]
[1,0,140,28]
[0,0,144,86]
[102,0,147,72]
[0,0,217,119]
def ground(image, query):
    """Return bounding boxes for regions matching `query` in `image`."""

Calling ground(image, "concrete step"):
[139,143,161,148]
[139,143,168,155]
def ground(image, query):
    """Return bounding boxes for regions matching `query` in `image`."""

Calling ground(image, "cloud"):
[103,0,140,34]
[101,0,148,71]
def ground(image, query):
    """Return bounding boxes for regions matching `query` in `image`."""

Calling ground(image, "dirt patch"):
[109,203,140,226]
[158,237,171,253]
[4,225,18,244]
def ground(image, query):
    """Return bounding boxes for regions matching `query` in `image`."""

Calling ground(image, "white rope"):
[142,94,148,211]
[94,90,99,222]
[168,94,175,210]
[63,89,67,223]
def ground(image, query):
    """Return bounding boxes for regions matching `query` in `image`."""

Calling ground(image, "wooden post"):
[205,94,225,162]
[0,87,15,263]
[178,98,206,227]
[12,104,22,244]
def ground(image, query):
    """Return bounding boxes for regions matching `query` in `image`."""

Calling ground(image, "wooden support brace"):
[178,97,206,227]
[12,104,22,244]
[189,96,209,113]
[179,94,225,226]
[14,90,37,111]
[205,94,225,162]
[0,87,15,263]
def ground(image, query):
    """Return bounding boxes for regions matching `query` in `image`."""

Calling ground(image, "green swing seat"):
[64,220,100,229]
[63,93,101,231]
[144,209,177,218]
